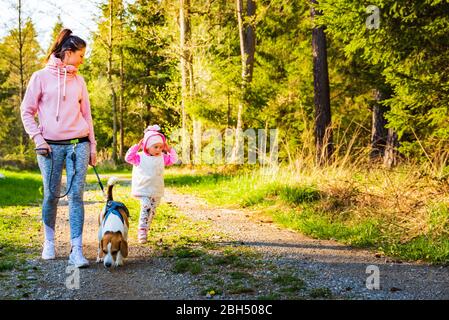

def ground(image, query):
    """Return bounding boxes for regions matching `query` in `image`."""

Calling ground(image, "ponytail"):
[45,28,86,62]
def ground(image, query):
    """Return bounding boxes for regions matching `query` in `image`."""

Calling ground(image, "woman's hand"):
[89,153,97,166]
[35,142,52,156]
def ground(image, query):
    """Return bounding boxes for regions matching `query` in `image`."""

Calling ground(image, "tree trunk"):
[383,128,399,168]
[311,0,332,166]
[233,0,256,164]
[18,0,27,148]
[143,84,150,127]
[227,88,231,127]
[370,89,388,160]
[108,0,118,163]
[180,0,192,163]
[119,3,125,162]
[238,0,256,83]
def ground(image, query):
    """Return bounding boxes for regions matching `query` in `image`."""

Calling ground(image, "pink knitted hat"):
[142,125,166,156]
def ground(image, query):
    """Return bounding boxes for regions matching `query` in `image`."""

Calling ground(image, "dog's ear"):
[101,232,112,253]
[98,242,104,258]
[100,237,106,254]
[120,240,128,258]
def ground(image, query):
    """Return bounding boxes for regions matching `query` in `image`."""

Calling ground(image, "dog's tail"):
[107,176,119,201]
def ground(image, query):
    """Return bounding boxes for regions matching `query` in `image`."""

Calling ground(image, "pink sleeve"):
[20,72,46,147]
[163,148,178,166]
[79,75,97,154]
[125,144,141,166]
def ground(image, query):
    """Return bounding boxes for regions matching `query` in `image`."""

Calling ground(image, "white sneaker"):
[68,246,89,268]
[42,240,55,260]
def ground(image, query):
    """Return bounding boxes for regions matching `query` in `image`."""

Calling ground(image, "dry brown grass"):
[279,149,449,243]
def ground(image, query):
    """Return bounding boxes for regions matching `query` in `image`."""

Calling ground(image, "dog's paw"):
[96,257,104,263]
[115,259,124,267]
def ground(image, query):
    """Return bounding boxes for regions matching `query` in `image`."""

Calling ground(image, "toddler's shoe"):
[138,228,148,244]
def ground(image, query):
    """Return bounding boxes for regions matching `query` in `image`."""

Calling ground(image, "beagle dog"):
[97,177,130,268]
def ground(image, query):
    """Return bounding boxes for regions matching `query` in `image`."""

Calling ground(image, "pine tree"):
[0,19,41,158]
[319,0,449,165]
[47,16,64,56]
[311,0,332,165]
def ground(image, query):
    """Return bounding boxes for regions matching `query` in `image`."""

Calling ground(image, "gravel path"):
[2,184,449,300]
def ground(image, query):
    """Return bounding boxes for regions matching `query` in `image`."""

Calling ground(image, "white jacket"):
[131,152,165,198]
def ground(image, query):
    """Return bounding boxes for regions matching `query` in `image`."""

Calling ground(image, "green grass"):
[271,206,449,264]
[257,293,281,300]
[381,236,449,263]
[272,207,382,247]
[230,271,252,280]
[273,273,306,293]
[0,171,43,207]
[165,170,321,209]
[226,281,255,294]
[0,171,42,271]
[172,247,205,258]
[309,287,333,299]
[173,259,203,275]
[165,167,449,265]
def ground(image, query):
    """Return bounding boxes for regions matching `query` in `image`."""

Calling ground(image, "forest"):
[0,0,447,173]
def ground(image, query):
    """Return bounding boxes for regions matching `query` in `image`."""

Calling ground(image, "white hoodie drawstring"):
[55,67,68,122]
[63,68,67,101]
[56,67,60,122]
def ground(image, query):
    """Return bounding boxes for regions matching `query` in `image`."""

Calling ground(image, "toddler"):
[125,125,178,243]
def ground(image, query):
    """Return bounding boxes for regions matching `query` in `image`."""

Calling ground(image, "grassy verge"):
[165,165,449,265]
[0,170,42,272]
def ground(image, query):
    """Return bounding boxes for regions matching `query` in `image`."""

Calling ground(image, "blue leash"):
[92,165,105,195]
[38,140,104,198]
[48,145,77,199]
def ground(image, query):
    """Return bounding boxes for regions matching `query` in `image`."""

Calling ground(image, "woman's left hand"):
[90,153,97,166]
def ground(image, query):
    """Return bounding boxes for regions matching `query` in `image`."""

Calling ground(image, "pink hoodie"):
[20,54,96,153]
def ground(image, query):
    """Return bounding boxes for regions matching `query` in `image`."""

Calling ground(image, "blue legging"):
[37,142,90,240]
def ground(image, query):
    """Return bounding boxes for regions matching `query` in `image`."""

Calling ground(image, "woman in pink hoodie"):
[20,29,96,268]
